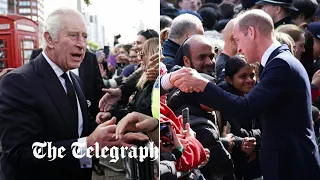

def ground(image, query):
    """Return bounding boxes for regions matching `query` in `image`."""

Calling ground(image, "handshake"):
[169,67,210,93]
[86,111,159,153]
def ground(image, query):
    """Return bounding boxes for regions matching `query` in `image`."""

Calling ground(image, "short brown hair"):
[237,9,274,36]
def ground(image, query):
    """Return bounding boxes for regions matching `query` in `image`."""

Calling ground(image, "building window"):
[32,1,36,7]
[19,1,30,6]
[32,8,37,14]
[19,8,31,13]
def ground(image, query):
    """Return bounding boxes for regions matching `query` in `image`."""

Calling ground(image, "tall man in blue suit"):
[169,9,320,180]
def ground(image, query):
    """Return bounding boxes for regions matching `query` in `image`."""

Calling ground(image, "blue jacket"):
[162,39,180,71]
[197,45,320,180]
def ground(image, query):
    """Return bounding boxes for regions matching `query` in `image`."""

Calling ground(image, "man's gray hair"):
[204,30,224,55]
[169,14,202,40]
[44,7,85,41]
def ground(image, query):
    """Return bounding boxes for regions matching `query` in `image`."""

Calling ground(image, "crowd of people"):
[160,0,320,180]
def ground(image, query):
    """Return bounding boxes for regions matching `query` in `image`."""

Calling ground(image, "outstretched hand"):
[98,88,122,112]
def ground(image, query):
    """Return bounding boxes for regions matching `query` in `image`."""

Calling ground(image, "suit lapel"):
[33,54,79,138]
[260,45,290,80]
[70,72,88,136]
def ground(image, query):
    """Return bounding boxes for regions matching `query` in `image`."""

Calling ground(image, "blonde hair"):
[136,38,159,89]
[276,24,304,42]
[275,32,295,55]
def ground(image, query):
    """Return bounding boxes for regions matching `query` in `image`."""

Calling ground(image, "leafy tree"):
[84,0,91,6]
[88,41,100,52]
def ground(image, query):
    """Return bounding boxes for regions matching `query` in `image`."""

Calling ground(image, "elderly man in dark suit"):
[30,38,106,177]
[0,8,147,180]
[169,9,320,180]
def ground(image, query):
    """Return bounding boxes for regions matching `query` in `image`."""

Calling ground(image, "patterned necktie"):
[61,73,78,124]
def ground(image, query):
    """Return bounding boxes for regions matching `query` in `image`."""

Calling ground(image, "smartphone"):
[182,107,190,128]
[103,46,110,58]
[160,122,174,147]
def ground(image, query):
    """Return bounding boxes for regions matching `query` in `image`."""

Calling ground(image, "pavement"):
[92,167,125,180]
[92,158,125,180]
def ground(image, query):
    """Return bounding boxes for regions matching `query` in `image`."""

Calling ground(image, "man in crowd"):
[215,18,238,85]
[175,35,215,75]
[162,13,204,71]
[256,0,298,28]
[0,8,148,180]
[176,0,199,11]
[168,35,234,179]
[169,9,320,180]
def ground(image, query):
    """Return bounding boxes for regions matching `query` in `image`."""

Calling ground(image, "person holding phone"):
[160,102,209,172]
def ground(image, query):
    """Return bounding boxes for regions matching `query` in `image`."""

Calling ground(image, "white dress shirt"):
[261,41,281,67]
[42,52,92,168]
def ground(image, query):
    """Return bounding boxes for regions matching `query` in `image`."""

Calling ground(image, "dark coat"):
[30,48,104,120]
[162,39,180,71]
[0,54,92,180]
[197,45,320,180]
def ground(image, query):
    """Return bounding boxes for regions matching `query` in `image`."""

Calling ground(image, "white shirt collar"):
[261,41,281,67]
[42,51,69,77]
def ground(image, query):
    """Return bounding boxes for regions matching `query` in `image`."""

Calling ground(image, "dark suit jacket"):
[79,51,104,121]
[0,54,92,180]
[197,45,320,180]
[30,48,104,123]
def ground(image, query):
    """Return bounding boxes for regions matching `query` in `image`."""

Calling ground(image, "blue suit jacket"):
[198,45,320,180]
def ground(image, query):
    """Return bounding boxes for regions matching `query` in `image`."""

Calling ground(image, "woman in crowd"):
[218,55,262,180]
[274,32,295,55]
[277,24,305,60]
[121,48,140,78]
[98,38,160,122]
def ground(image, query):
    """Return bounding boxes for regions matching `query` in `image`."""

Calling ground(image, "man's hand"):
[0,68,14,80]
[115,112,158,140]
[146,66,159,81]
[241,137,256,155]
[99,88,122,112]
[87,118,149,151]
[148,53,160,69]
[96,112,111,124]
[98,63,106,78]
[169,67,209,93]
[146,53,159,81]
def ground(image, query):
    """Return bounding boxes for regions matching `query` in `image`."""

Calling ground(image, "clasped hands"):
[169,67,209,93]
[88,111,159,152]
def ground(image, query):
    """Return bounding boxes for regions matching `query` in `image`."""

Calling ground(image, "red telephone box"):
[0,14,39,70]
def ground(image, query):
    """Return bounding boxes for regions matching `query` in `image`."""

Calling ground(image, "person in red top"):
[160,102,209,171]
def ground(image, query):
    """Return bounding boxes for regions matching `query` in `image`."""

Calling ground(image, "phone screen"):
[182,107,190,128]
[160,122,174,147]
